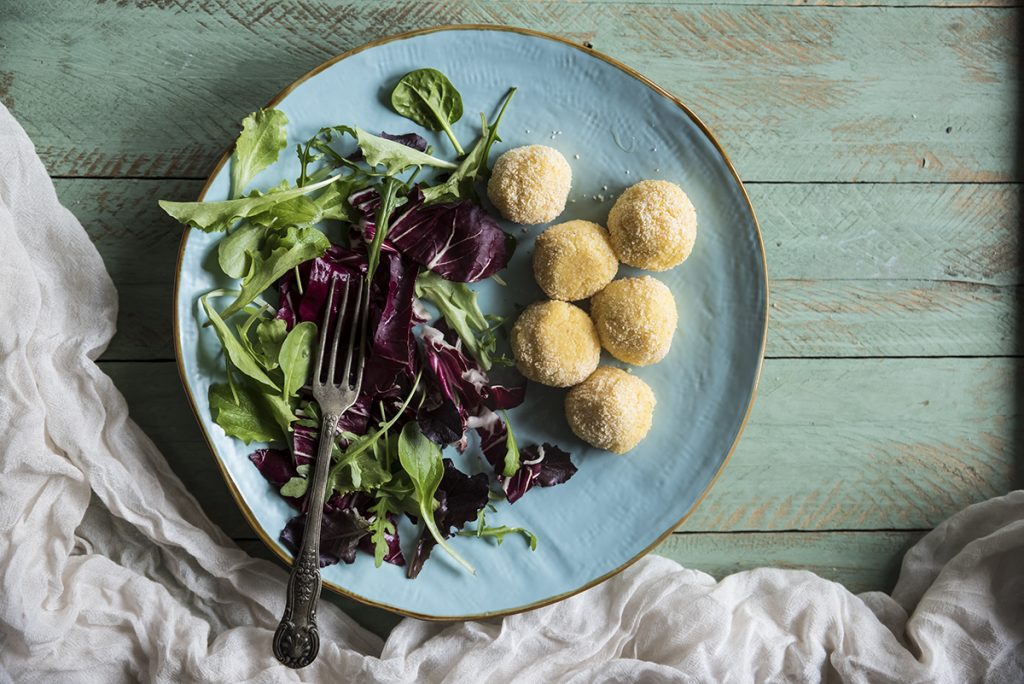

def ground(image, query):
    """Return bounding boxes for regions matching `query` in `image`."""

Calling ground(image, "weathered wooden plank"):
[55,179,1020,360]
[653,530,925,595]
[101,356,1018,538]
[768,279,1018,357]
[685,356,1017,532]
[4,2,1016,182]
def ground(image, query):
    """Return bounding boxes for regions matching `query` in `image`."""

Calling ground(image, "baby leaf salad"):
[160,69,576,578]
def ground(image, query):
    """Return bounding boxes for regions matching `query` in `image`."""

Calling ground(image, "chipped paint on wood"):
[3,3,1017,181]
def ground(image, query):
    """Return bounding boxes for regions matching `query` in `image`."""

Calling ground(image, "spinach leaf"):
[398,422,475,574]
[158,173,341,233]
[366,177,404,281]
[422,88,516,204]
[208,382,281,444]
[201,295,280,391]
[391,68,465,155]
[415,271,498,370]
[217,222,267,279]
[355,127,457,176]
[279,321,316,398]
[231,108,289,199]
[219,225,330,320]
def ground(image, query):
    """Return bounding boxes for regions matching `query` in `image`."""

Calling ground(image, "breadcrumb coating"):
[565,366,656,453]
[533,220,619,301]
[510,300,600,387]
[607,180,697,271]
[487,145,572,225]
[591,276,678,366]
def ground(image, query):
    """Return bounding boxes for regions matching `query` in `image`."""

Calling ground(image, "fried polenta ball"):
[591,276,678,366]
[607,180,697,270]
[487,145,572,224]
[533,220,618,301]
[510,301,600,387]
[565,366,656,453]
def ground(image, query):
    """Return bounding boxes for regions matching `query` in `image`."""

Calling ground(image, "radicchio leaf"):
[407,459,489,578]
[388,188,512,282]
[249,448,305,510]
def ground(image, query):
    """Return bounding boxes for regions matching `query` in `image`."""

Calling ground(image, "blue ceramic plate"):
[174,26,766,619]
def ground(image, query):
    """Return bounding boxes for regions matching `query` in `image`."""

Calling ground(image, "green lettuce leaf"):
[415,271,497,370]
[279,321,316,398]
[354,127,457,176]
[231,108,289,198]
[158,173,340,233]
[219,225,330,320]
[201,295,280,391]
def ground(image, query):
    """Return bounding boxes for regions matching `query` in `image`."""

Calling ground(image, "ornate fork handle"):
[273,412,340,669]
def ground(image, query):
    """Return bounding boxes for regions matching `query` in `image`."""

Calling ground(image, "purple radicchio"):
[416,323,525,448]
[407,459,489,579]
[280,491,371,567]
[352,187,512,283]
[478,411,577,504]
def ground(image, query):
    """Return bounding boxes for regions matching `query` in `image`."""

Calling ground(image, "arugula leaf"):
[398,422,475,574]
[368,495,399,568]
[459,524,537,550]
[279,321,316,398]
[330,441,392,493]
[208,382,282,444]
[219,225,330,320]
[354,127,457,176]
[280,463,311,498]
[158,173,341,233]
[326,373,422,492]
[501,410,520,477]
[414,271,497,370]
[218,222,267,279]
[231,108,289,199]
[201,295,280,391]
[253,318,288,370]
[391,68,465,155]
[458,507,537,549]
[422,88,516,204]
[248,194,322,228]
[366,177,404,281]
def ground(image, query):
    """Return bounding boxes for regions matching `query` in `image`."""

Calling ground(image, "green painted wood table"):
[4,1,1019,638]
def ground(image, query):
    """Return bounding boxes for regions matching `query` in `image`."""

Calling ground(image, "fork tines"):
[314,276,370,392]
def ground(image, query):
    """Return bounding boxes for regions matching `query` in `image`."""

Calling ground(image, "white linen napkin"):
[0,103,1021,683]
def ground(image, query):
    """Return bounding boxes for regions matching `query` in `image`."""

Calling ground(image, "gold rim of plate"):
[172,24,770,621]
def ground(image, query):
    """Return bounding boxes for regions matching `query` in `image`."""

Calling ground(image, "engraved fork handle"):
[273,412,340,669]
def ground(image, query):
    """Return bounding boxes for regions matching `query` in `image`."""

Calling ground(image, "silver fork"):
[273,275,370,669]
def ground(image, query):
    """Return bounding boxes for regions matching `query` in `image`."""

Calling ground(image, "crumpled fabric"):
[0,102,1021,683]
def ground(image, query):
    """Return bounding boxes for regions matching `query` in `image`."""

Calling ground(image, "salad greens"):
[231,108,290,199]
[391,68,466,156]
[415,271,500,371]
[160,68,577,579]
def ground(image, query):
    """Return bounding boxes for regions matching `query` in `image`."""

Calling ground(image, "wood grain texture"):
[57,179,1020,360]
[653,531,925,594]
[3,2,1017,181]
[101,357,1018,538]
